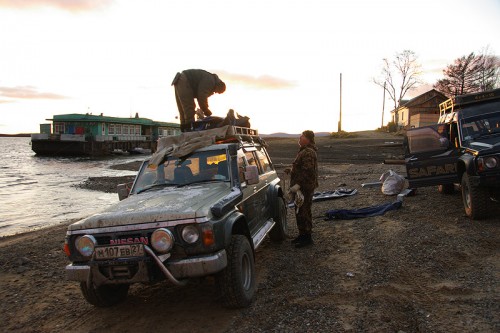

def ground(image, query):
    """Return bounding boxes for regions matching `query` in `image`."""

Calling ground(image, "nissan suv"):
[64,126,288,308]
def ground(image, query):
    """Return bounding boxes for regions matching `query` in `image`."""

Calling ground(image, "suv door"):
[405,124,460,188]
[238,148,262,235]
[254,146,274,223]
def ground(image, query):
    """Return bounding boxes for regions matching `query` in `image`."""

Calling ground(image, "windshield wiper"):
[136,183,174,194]
[177,179,229,187]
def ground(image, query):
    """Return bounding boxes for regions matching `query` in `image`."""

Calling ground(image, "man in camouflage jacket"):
[289,130,318,248]
[172,69,226,132]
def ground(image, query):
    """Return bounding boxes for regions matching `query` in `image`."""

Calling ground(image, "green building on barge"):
[31,113,180,156]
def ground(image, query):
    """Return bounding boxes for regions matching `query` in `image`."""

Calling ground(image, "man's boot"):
[295,233,313,248]
[291,234,304,245]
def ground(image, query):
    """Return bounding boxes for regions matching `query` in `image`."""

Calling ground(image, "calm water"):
[0,137,145,237]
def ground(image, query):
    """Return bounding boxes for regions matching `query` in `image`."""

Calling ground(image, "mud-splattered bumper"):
[66,249,227,285]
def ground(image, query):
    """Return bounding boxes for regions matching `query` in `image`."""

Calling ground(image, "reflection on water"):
[0,137,145,236]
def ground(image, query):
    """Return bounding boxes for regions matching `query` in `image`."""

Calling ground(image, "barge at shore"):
[31,113,180,156]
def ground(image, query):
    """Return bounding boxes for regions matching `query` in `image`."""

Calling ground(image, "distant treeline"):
[0,133,32,137]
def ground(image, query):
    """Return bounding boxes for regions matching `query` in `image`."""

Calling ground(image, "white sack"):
[379,170,406,195]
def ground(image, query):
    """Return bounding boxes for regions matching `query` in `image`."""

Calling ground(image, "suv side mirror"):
[244,165,259,185]
[117,183,132,201]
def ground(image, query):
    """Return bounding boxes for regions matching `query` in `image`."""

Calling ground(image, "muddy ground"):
[0,131,498,333]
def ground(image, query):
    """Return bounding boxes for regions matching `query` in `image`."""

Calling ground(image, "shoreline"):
[2,132,497,332]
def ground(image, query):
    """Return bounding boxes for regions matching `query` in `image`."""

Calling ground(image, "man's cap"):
[302,130,315,143]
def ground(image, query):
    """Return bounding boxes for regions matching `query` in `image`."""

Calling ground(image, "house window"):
[122,125,129,135]
[115,125,122,135]
[135,125,141,136]
[109,124,115,135]
[54,123,65,134]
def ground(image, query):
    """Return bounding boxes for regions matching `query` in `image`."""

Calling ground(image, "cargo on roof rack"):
[150,125,264,166]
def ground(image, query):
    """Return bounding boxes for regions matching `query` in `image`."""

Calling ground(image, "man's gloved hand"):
[289,184,300,193]
[204,109,212,117]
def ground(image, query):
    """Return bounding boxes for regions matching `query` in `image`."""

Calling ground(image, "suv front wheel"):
[269,197,288,242]
[216,235,256,308]
[80,282,129,307]
[461,173,489,219]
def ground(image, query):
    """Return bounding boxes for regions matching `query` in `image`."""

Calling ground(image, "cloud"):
[215,71,296,90]
[0,0,113,12]
[0,86,68,100]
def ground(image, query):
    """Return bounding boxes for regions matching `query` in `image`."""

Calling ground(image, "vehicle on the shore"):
[404,88,500,219]
[63,126,287,308]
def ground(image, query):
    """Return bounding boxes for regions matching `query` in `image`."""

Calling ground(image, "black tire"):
[80,282,129,307]
[438,184,454,194]
[269,197,288,242]
[216,235,255,308]
[461,173,489,220]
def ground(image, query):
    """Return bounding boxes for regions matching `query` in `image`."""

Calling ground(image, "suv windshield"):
[132,149,229,194]
[461,112,500,143]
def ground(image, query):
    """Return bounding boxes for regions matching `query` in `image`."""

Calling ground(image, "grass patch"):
[329,131,358,139]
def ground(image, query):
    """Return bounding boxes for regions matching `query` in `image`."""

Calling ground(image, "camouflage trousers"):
[173,72,196,127]
[295,190,313,235]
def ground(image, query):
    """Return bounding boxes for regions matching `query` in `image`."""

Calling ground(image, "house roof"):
[390,89,447,113]
[47,113,179,127]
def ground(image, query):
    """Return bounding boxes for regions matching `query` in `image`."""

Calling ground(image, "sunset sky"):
[0,0,499,134]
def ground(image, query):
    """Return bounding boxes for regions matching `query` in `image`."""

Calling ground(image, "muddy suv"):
[64,126,287,308]
[404,88,500,219]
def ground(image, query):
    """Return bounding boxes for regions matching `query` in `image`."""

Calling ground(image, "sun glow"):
[0,0,498,134]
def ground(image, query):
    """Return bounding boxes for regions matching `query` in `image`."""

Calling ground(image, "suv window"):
[406,126,449,154]
[132,149,229,193]
[255,148,272,174]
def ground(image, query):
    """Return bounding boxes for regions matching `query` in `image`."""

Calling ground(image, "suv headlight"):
[151,228,174,253]
[75,235,96,257]
[479,156,499,171]
[181,225,200,244]
[484,156,498,169]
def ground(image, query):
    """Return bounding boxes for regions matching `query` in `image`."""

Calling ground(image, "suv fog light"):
[484,156,498,169]
[151,228,174,253]
[75,235,96,257]
[181,225,200,244]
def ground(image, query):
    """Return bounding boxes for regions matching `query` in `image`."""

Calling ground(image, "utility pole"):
[338,73,342,132]
[381,81,386,129]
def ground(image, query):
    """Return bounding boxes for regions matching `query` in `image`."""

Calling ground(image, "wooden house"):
[390,89,448,129]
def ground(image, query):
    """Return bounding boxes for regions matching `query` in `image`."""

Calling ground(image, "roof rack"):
[216,126,263,146]
[439,88,500,117]
[439,99,454,116]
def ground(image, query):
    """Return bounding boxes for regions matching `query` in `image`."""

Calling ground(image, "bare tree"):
[373,50,422,127]
[477,46,500,91]
[434,48,499,96]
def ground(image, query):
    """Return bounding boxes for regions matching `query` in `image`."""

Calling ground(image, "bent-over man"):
[171,69,226,132]
[289,130,318,248]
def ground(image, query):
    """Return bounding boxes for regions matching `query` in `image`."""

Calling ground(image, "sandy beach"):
[1,131,498,332]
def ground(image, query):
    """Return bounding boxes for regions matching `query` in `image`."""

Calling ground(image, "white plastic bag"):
[380,170,405,195]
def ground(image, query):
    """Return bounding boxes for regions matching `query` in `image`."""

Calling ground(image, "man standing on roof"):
[171,69,226,132]
[289,130,318,248]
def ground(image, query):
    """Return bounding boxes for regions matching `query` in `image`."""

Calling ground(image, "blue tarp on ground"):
[324,200,402,220]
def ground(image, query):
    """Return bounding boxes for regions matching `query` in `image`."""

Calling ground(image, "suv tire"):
[216,235,255,308]
[461,173,489,219]
[80,282,129,307]
[269,197,288,242]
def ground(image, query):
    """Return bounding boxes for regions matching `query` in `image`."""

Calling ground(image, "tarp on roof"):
[149,125,233,167]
